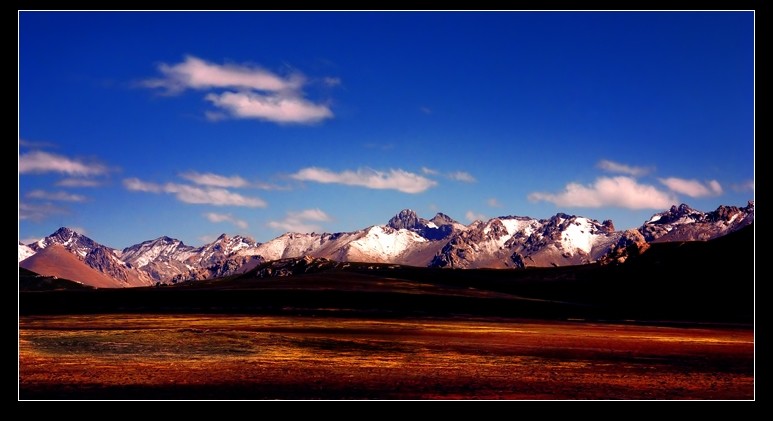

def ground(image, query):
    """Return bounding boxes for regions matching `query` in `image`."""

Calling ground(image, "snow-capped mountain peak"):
[120,236,195,268]
[640,201,754,242]
[19,202,753,287]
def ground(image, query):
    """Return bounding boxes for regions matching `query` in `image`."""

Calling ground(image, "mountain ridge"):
[18,201,754,287]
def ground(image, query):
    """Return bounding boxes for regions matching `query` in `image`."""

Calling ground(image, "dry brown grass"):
[19,315,753,400]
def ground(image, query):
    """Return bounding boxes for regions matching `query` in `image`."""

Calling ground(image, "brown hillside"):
[20,244,124,288]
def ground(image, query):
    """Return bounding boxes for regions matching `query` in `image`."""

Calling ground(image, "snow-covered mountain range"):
[18,201,754,287]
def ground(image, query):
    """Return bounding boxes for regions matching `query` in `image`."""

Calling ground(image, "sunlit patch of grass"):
[19,314,754,399]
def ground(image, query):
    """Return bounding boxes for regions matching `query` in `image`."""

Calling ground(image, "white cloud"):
[708,180,723,195]
[19,151,108,176]
[288,208,331,222]
[528,176,676,209]
[180,171,249,188]
[658,177,723,198]
[268,208,331,233]
[448,171,476,183]
[165,184,266,207]
[123,178,267,207]
[465,211,486,223]
[56,178,102,188]
[205,91,332,124]
[421,167,439,175]
[19,201,68,221]
[143,55,334,124]
[290,167,437,194]
[487,198,502,208]
[123,178,163,193]
[27,190,87,202]
[143,55,301,93]
[596,159,652,177]
[204,212,248,230]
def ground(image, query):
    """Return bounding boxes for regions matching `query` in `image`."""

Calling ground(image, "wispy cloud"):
[19,201,68,221]
[204,212,248,229]
[487,198,502,208]
[465,211,486,223]
[180,171,249,188]
[421,167,475,183]
[27,190,87,202]
[55,178,102,188]
[658,177,723,198]
[123,178,163,193]
[448,171,476,183]
[19,151,108,176]
[142,55,302,93]
[253,180,293,191]
[596,159,653,177]
[123,178,267,207]
[528,176,676,209]
[323,77,341,87]
[290,167,437,194]
[364,143,395,151]
[164,184,266,207]
[66,226,88,236]
[19,236,42,245]
[205,91,332,124]
[198,234,217,244]
[142,55,334,124]
[420,106,432,115]
[268,208,331,233]
[19,139,57,149]
[731,179,754,193]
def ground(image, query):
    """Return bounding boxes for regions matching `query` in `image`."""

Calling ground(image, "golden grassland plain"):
[19,314,753,400]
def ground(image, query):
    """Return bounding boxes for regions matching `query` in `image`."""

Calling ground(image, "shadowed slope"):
[20,245,125,288]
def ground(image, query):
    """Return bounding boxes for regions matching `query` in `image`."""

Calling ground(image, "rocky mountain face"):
[18,202,753,287]
[598,229,650,265]
[28,228,154,287]
[386,209,457,240]
[119,233,263,283]
[431,213,619,269]
[639,201,754,242]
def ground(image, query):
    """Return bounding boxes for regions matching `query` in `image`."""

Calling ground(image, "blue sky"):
[19,11,754,249]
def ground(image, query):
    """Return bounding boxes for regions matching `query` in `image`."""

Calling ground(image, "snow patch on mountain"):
[18,243,35,262]
[560,217,599,255]
[349,225,427,260]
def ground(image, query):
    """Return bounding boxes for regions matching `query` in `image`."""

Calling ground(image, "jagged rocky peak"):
[385,209,458,241]
[599,229,650,265]
[485,219,509,238]
[37,227,92,247]
[429,212,458,226]
[123,235,185,252]
[31,227,101,257]
[640,201,754,242]
[660,203,702,223]
[387,209,422,230]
